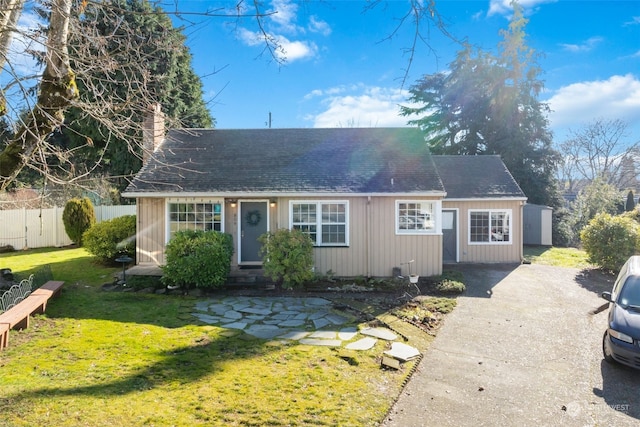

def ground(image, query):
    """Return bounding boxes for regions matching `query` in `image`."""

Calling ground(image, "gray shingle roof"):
[125,128,446,195]
[432,155,526,199]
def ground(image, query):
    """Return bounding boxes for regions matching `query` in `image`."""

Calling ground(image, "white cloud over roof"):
[546,74,640,136]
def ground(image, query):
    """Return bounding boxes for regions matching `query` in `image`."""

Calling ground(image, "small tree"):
[83,215,136,263]
[626,190,636,212]
[580,213,639,272]
[62,197,95,246]
[258,229,314,289]
[161,230,233,293]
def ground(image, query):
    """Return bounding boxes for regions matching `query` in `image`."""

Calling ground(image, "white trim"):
[289,200,350,247]
[164,198,225,244]
[443,197,527,202]
[468,208,513,245]
[395,200,442,235]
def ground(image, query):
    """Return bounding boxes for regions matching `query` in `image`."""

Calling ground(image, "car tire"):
[602,331,616,364]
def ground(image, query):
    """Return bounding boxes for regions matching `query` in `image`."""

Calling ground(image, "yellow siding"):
[136,198,165,265]
[443,200,524,263]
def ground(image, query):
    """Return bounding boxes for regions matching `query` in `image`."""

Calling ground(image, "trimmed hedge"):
[83,215,136,263]
[258,228,314,289]
[63,197,96,246]
[161,230,233,292]
[580,212,639,272]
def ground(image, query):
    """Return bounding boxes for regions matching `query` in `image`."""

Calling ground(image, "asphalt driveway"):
[382,263,640,427]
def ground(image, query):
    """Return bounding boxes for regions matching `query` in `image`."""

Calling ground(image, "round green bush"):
[258,228,314,289]
[83,215,136,263]
[161,230,233,292]
[580,212,639,272]
[63,197,96,246]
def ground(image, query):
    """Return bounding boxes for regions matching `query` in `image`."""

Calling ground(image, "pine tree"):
[401,2,561,208]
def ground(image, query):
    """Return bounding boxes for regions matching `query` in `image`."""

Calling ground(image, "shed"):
[523,203,552,246]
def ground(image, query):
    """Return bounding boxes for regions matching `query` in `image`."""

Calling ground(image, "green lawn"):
[0,248,421,426]
[523,245,593,269]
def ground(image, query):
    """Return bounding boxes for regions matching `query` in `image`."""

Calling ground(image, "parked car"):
[601,255,640,369]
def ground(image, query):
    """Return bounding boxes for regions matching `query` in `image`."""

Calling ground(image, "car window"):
[619,276,640,307]
[612,264,628,297]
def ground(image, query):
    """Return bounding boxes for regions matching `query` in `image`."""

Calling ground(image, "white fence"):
[0,205,136,249]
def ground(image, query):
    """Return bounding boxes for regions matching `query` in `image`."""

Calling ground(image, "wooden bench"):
[0,322,8,350]
[30,280,64,299]
[0,280,64,350]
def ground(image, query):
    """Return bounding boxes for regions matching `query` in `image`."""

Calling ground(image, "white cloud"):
[559,36,603,53]
[305,86,417,128]
[268,0,301,34]
[488,0,557,17]
[308,16,331,36]
[546,74,640,137]
[623,16,640,26]
[278,36,317,61]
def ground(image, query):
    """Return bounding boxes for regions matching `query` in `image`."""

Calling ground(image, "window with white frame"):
[168,201,222,238]
[290,201,348,246]
[469,209,511,243]
[396,201,436,234]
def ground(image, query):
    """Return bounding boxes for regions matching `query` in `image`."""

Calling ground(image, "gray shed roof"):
[432,155,526,199]
[124,127,446,196]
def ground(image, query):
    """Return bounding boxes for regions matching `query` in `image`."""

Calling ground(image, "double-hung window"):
[396,201,437,235]
[469,209,511,243]
[168,200,222,239]
[291,201,348,246]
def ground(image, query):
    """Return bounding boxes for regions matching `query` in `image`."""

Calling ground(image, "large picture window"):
[469,209,511,243]
[168,201,222,238]
[291,201,348,246]
[396,201,436,234]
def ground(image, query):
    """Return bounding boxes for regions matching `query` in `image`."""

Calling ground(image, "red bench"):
[0,280,64,350]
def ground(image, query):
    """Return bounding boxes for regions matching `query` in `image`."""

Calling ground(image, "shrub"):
[62,197,96,246]
[580,213,639,272]
[161,230,233,292]
[258,228,314,289]
[83,215,136,263]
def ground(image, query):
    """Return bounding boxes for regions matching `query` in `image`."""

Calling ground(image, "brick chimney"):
[142,103,165,162]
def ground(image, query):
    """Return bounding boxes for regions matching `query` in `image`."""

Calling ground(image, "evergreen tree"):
[401,1,561,208]
[626,190,636,212]
[49,0,213,191]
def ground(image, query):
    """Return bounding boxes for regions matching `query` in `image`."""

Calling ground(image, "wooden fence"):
[0,205,136,249]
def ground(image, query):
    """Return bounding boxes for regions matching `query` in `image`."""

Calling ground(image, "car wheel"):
[602,331,615,364]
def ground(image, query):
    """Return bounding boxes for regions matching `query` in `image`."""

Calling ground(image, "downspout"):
[519,201,525,262]
[366,196,371,278]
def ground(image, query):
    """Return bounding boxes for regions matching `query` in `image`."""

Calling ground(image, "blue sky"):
[174,0,640,143]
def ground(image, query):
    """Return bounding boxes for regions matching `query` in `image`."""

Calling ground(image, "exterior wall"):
[276,196,442,278]
[443,199,524,264]
[136,198,166,265]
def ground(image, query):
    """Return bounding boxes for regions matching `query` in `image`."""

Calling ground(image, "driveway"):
[382,263,640,427]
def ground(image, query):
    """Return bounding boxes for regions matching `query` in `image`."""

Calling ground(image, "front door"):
[239,201,269,265]
[442,209,458,263]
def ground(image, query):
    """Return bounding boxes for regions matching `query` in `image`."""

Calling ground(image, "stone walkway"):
[192,295,420,359]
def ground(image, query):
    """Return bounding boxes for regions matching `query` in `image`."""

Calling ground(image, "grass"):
[0,247,422,426]
[523,245,593,269]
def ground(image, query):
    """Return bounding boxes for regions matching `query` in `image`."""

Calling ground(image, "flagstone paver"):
[360,327,398,341]
[345,337,378,350]
[191,296,415,353]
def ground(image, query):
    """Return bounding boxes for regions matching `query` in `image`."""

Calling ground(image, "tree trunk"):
[0,0,78,190]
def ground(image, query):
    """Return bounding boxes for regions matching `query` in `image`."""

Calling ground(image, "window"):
[469,210,511,243]
[396,201,436,234]
[168,201,222,238]
[291,201,348,246]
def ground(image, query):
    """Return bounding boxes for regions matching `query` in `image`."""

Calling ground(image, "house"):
[123,123,527,278]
